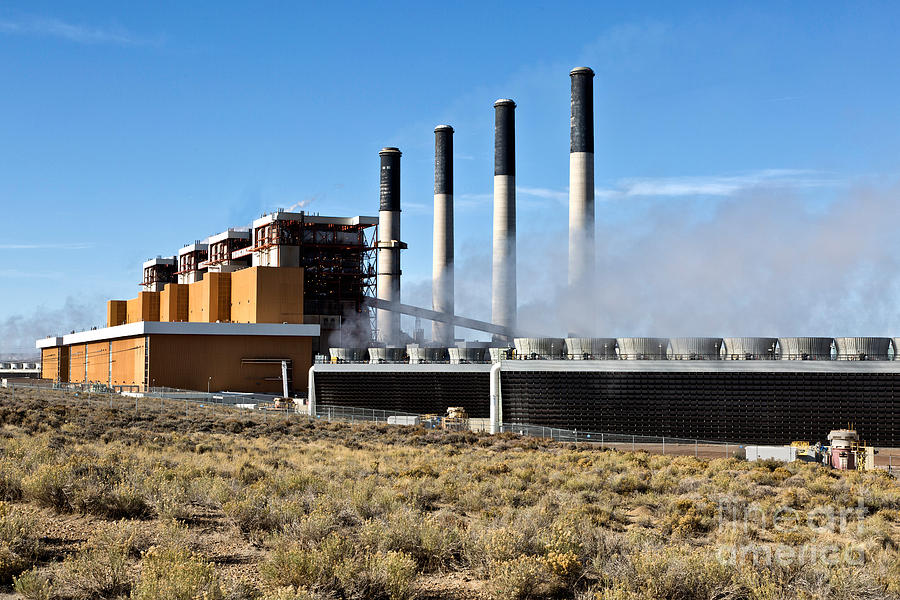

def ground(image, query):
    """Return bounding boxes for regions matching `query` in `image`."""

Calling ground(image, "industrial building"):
[37,66,900,447]
[38,214,377,395]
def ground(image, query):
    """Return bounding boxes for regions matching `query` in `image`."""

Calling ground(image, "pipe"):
[492,99,516,340]
[433,125,454,344]
[307,365,316,418]
[489,360,502,434]
[376,147,405,345]
[568,66,595,335]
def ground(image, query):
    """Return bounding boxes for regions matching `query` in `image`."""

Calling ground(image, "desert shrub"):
[487,555,547,600]
[261,534,415,600]
[333,550,417,600]
[21,459,151,519]
[261,533,351,590]
[22,464,70,511]
[224,487,283,535]
[591,546,734,600]
[130,545,222,600]
[13,568,52,600]
[465,526,529,575]
[660,498,716,537]
[608,471,649,495]
[55,522,146,599]
[260,587,317,600]
[0,502,41,582]
[0,458,23,501]
[358,508,462,571]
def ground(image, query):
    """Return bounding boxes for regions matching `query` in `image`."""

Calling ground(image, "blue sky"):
[2,2,900,352]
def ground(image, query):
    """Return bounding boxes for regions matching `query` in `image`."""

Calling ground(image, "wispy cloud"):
[457,193,492,209]
[597,169,840,199]
[0,242,95,250]
[404,202,431,214]
[0,269,64,279]
[0,16,156,46]
[455,170,841,210]
[517,186,568,202]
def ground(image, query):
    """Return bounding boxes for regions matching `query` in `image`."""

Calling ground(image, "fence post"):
[601,432,604,449]
[695,439,698,458]
[662,437,665,455]
[725,442,728,458]
[632,435,635,452]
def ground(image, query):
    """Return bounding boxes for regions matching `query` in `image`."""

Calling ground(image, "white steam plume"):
[514,182,900,337]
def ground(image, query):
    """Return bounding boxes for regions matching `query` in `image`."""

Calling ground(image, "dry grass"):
[1,386,899,599]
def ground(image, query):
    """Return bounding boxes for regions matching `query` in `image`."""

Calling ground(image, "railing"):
[3,381,899,473]
[500,422,745,458]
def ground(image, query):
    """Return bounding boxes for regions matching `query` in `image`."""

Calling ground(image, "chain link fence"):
[3,380,899,473]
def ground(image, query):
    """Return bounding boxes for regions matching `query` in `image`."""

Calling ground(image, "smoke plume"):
[514,181,900,337]
[0,296,104,358]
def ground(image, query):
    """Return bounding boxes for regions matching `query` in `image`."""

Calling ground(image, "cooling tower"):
[513,338,566,359]
[449,346,487,364]
[833,337,891,361]
[432,125,455,344]
[722,337,778,360]
[669,337,723,360]
[492,99,517,339]
[328,347,369,363]
[565,337,617,360]
[778,337,833,360]
[368,347,406,364]
[616,337,669,360]
[488,347,515,362]
[407,345,449,364]
[893,338,900,360]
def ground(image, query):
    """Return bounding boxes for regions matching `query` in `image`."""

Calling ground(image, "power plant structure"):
[35,66,900,447]
[568,67,596,336]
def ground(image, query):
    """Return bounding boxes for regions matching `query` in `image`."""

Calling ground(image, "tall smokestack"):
[492,99,516,339]
[376,147,404,345]
[432,125,454,345]
[568,67,595,335]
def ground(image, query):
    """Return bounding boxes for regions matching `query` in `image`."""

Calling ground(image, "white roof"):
[178,242,208,256]
[209,229,251,244]
[142,256,177,269]
[252,211,378,229]
[37,322,321,349]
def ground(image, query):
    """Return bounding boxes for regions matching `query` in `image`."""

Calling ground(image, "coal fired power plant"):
[36,66,900,448]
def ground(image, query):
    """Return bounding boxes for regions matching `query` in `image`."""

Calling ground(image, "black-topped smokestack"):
[376,147,404,345]
[570,67,594,154]
[494,100,516,177]
[432,125,454,344]
[568,67,595,335]
[379,147,401,212]
[492,99,516,338]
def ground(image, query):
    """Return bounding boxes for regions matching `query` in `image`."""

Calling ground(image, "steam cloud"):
[517,182,900,337]
[0,297,103,358]
[405,181,900,341]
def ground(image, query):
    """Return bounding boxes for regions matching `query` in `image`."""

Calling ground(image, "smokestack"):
[568,67,595,335]
[432,125,454,344]
[376,147,404,345]
[492,99,516,339]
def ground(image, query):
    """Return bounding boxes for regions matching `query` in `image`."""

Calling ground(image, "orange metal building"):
[37,322,317,394]
[37,266,318,394]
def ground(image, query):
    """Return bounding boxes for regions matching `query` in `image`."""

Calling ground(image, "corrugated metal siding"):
[148,334,312,394]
